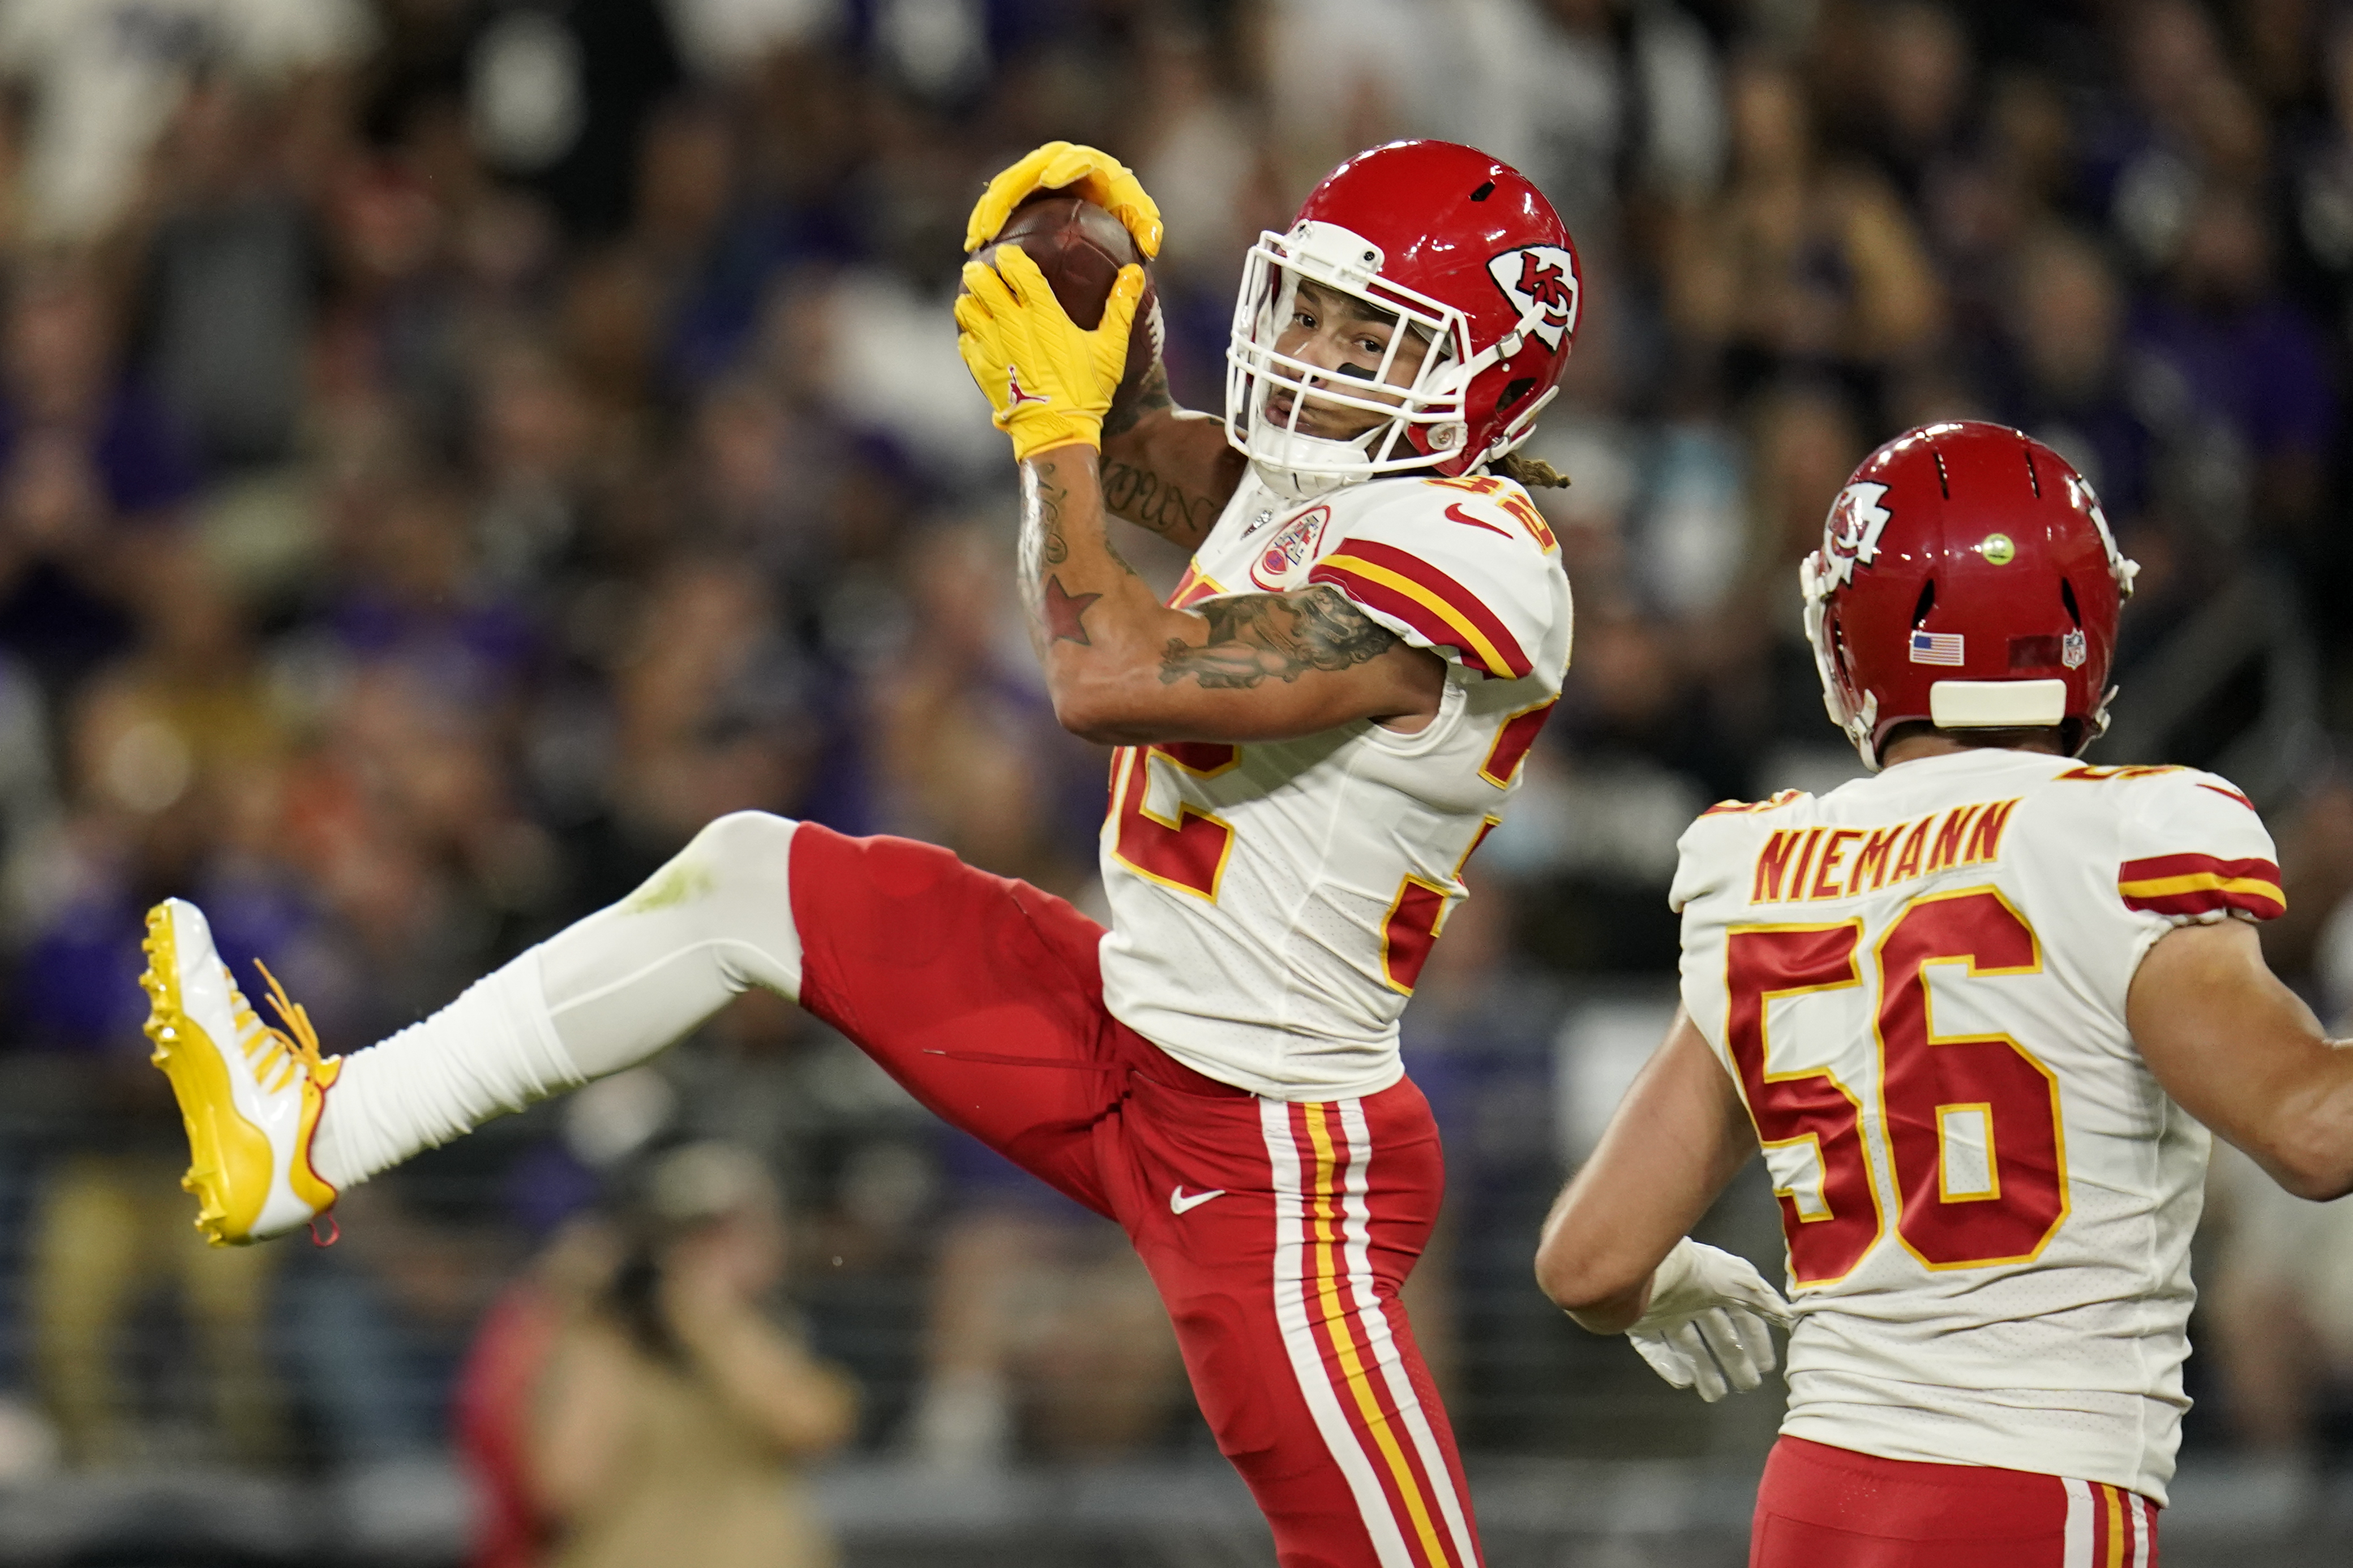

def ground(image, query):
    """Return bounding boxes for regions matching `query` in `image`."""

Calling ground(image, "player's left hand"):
[956,246,1145,460]
[1624,1238,1793,1403]
[965,140,1164,257]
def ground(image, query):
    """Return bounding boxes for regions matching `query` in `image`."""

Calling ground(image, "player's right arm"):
[1534,1009,1759,1328]
[965,141,1242,549]
[1533,1010,1789,1402]
[2129,917,2353,1201]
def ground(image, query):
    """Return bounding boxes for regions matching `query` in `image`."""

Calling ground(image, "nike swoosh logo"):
[1169,1185,1226,1215]
[1445,501,1512,537]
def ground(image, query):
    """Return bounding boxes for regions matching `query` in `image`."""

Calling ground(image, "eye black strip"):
[1471,181,1496,202]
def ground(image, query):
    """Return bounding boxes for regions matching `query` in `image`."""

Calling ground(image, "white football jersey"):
[1670,747,2285,1502]
[1098,466,1573,1101]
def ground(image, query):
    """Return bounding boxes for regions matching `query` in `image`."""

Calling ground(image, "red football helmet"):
[1802,420,2140,768]
[1224,140,1581,499]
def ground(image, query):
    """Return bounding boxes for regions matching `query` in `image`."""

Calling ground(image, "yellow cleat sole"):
[141,904,270,1247]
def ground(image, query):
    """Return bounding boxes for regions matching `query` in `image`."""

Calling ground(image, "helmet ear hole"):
[2060,577,2081,627]
[1911,578,1936,626]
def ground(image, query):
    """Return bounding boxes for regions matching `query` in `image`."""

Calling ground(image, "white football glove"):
[1625,1238,1793,1402]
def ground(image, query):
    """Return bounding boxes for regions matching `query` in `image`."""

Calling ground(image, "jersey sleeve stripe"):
[1701,789,1802,818]
[1168,561,1227,609]
[1313,557,1523,678]
[1310,539,1533,679]
[2118,853,2284,919]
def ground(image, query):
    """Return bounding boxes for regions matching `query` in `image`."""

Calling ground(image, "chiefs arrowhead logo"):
[1486,246,1581,351]
[1822,481,1893,588]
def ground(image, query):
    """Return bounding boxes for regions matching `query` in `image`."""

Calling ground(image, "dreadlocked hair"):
[1493,453,1570,488]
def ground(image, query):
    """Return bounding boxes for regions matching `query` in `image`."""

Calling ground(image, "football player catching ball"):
[1538,420,2353,1565]
[139,139,1581,1567]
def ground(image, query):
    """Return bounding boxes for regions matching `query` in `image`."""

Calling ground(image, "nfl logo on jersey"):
[1908,629,1964,666]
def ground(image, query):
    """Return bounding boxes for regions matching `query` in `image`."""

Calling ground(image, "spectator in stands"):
[525,1141,856,1568]
[0,261,198,698]
[1663,53,1943,410]
[1994,225,2154,523]
[2125,185,2334,556]
[0,0,371,244]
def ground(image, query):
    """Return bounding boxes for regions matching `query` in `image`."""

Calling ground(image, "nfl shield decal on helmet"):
[1486,246,1580,349]
[1823,481,1893,588]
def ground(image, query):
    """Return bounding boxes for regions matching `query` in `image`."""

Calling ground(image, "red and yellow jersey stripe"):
[1477,699,1555,789]
[1701,788,1805,819]
[1167,561,1227,609]
[1309,538,1532,681]
[2116,852,2284,921]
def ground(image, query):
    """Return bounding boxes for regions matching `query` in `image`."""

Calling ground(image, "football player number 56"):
[1725,889,2067,1285]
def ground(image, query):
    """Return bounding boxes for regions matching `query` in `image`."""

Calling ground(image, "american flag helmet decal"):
[1909,629,1965,666]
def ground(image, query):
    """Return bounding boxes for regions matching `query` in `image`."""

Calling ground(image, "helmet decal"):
[1486,247,1580,349]
[1821,481,1893,588]
[1907,629,1965,665]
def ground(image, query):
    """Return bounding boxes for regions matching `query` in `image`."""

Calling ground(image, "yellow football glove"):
[955,248,1145,461]
[963,140,1164,259]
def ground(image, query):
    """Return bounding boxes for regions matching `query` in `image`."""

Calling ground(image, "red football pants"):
[1752,1436,2159,1567]
[788,825,1482,1568]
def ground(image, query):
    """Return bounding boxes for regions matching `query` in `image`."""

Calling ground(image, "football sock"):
[310,955,578,1188]
[312,811,807,1188]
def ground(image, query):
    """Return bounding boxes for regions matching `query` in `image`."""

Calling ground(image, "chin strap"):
[1461,294,1565,381]
[2077,686,2120,753]
[1443,295,1571,471]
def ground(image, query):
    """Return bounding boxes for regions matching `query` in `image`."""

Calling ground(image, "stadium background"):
[0,0,2348,1563]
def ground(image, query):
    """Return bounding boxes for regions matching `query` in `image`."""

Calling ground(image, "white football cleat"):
[140,897,341,1245]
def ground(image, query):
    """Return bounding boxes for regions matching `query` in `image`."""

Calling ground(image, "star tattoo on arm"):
[1043,575,1102,645]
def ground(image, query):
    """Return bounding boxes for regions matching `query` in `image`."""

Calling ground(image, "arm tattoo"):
[1103,460,1218,543]
[1043,575,1099,644]
[1159,585,1398,689]
[1033,463,1069,567]
[1019,458,1140,645]
[1101,358,1176,439]
[1026,462,1132,574]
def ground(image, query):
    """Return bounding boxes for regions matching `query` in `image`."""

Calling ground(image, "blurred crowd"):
[5,0,2353,1557]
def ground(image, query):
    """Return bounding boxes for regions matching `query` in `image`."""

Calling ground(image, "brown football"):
[969,192,1164,412]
